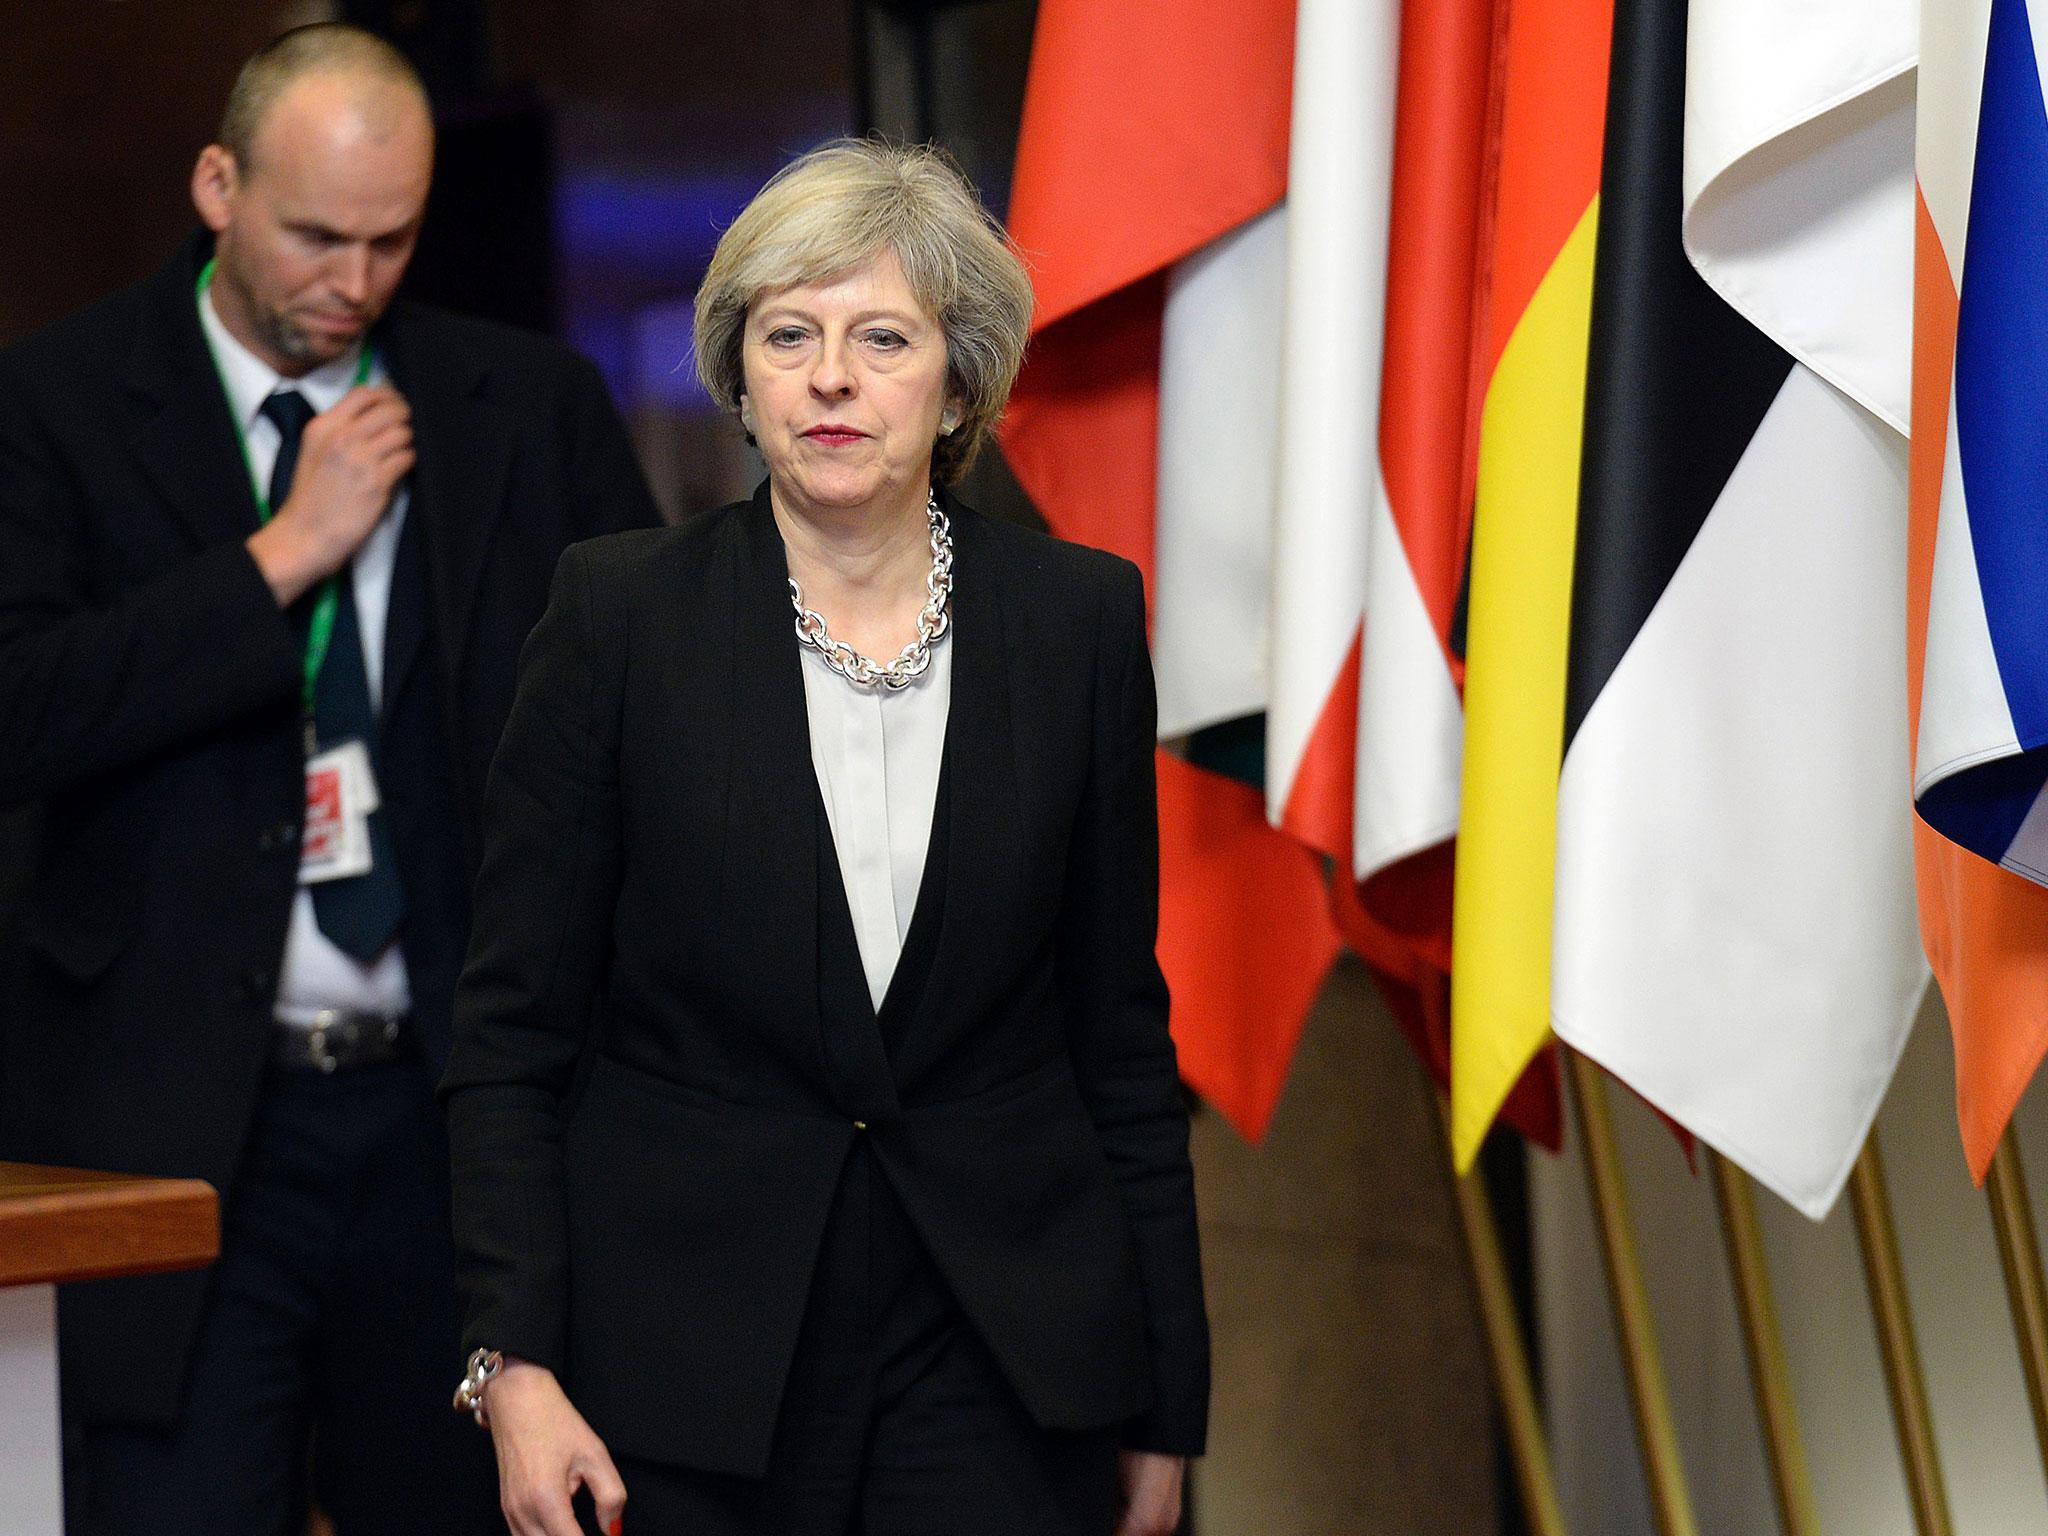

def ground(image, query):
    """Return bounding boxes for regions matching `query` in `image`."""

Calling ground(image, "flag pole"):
[1436,1093,1568,1536]
[1706,1154,1819,1536]
[1985,1128,2048,1473]
[1847,1134,1953,1536]
[1566,1048,1699,1536]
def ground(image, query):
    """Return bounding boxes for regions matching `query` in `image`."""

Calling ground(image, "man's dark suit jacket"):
[440,486,1210,1479]
[0,232,659,1427]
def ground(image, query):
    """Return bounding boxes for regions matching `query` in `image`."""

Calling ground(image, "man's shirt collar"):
[198,282,371,431]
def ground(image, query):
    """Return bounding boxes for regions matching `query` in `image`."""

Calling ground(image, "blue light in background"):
[555,169,766,411]
[553,170,762,269]
[633,299,707,409]
[565,315,634,411]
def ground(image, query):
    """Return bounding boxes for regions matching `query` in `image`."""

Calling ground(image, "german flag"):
[1449,0,1611,1167]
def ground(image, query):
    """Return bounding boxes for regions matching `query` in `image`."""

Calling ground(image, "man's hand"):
[245,384,414,606]
[484,1358,627,1536]
[1116,1449,1186,1536]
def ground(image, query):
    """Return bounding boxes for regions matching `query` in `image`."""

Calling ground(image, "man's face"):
[194,73,432,375]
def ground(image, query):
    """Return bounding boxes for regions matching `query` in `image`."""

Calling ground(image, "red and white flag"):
[1007,0,1558,1143]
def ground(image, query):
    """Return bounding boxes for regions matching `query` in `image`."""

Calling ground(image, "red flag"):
[1005,0,1334,1141]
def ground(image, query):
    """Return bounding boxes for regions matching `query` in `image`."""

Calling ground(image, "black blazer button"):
[257,821,298,852]
[240,967,273,1000]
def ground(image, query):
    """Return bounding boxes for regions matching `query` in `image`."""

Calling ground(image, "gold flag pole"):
[1985,1127,2048,1473]
[1707,1154,1819,1536]
[1437,1093,1569,1536]
[1847,1134,1954,1536]
[1566,1048,1699,1536]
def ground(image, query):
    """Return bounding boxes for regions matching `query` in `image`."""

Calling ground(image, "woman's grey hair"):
[693,138,1034,485]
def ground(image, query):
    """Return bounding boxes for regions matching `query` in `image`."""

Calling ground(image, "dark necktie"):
[262,390,407,962]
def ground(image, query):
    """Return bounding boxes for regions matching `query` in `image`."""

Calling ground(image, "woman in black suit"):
[440,139,1207,1536]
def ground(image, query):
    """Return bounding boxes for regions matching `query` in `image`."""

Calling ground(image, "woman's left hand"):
[1116,1449,1186,1536]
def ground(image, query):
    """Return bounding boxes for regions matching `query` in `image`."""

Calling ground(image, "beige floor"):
[1190,957,1499,1536]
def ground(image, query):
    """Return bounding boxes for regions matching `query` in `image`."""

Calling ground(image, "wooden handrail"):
[0,1161,217,1289]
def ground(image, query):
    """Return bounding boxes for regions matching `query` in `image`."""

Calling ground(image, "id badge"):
[300,740,380,885]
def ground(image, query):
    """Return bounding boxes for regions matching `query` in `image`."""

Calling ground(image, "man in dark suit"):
[0,24,658,1535]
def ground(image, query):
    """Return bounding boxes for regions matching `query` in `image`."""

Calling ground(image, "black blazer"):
[0,232,659,1426]
[440,486,1210,1479]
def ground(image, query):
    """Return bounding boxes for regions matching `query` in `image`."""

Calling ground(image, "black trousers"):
[68,1055,500,1536]
[579,1143,1120,1536]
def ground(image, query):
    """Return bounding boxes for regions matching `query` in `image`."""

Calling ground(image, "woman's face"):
[740,248,957,518]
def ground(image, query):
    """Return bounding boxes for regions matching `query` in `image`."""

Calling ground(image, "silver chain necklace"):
[789,490,953,690]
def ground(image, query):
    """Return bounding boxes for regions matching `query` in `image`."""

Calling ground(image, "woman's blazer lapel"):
[718,493,831,1084]
[891,498,1021,1087]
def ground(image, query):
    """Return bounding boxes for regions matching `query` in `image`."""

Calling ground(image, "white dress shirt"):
[799,629,952,1011]
[198,285,413,1022]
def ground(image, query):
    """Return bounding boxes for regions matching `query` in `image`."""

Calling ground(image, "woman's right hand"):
[485,1358,628,1536]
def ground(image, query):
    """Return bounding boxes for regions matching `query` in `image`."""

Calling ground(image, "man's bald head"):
[219,24,430,175]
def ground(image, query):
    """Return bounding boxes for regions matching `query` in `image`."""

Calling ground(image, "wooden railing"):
[0,1161,217,1535]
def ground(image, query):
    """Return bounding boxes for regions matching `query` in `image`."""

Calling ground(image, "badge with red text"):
[300,740,379,884]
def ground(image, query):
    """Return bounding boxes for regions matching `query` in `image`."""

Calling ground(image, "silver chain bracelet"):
[452,1347,503,1427]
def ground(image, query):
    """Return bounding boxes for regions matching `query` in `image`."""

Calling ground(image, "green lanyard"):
[195,257,374,738]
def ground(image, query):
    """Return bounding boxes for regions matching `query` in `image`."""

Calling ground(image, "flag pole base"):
[1566,1048,1700,1536]
[1848,1134,1954,1536]
[1707,1153,1819,1536]
[1986,1128,2048,1479]
[1437,1092,1569,1536]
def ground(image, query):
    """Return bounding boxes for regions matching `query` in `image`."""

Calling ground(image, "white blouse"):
[799,630,953,1010]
